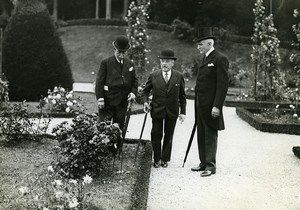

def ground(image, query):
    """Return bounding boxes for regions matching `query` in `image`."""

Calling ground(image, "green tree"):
[2,0,73,101]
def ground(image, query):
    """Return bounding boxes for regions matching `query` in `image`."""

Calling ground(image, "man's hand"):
[144,102,151,113]
[211,107,220,118]
[178,114,186,123]
[128,92,136,101]
[98,98,105,109]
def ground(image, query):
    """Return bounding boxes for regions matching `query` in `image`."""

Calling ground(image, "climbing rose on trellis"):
[125,0,150,82]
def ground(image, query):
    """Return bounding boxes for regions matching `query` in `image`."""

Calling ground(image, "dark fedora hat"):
[194,27,216,42]
[158,49,177,60]
[112,36,131,52]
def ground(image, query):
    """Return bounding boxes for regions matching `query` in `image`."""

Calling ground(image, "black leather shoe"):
[200,169,216,177]
[153,162,160,168]
[161,161,168,168]
[191,165,206,172]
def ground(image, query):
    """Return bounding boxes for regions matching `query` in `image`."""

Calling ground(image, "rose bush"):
[44,86,81,113]
[52,113,122,179]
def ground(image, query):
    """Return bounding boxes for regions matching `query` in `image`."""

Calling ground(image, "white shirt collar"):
[114,55,123,64]
[205,47,215,57]
[162,70,172,77]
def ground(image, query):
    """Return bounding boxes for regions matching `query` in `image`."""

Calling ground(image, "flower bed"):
[0,138,152,209]
[236,107,300,135]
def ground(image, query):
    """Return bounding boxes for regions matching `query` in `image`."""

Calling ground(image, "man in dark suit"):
[95,36,138,130]
[191,28,229,177]
[143,49,186,168]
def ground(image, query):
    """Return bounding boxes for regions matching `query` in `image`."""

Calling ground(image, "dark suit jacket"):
[95,56,138,106]
[143,70,186,119]
[195,49,229,130]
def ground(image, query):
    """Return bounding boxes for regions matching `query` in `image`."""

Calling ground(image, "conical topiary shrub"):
[2,0,73,101]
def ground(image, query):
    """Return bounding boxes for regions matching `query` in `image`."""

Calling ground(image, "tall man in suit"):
[95,36,138,130]
[143,49,186,168]
[191,28,229,177]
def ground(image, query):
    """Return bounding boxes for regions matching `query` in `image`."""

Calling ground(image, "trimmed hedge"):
[236,107,300,135]
[63,18,173,33]
[2,0,73,101]
[292,146,300,159]
[225,100,300,109]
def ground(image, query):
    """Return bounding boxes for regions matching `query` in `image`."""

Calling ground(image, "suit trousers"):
[98,103,127,131]
[151,116,177,163]
[196,105,218,171]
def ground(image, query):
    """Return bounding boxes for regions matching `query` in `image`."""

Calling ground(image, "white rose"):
[83,175,93,185]
[66,101,73,107]
[65,107,71,113]
[51,99,56,104]
[66,93,73,99]
[47,166,54,173]
[19,186,29,195]
[69,198,79,208]
[56,94,61,99]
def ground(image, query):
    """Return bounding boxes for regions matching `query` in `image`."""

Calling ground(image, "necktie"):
[202,55,206,63]
[164,72,169,84]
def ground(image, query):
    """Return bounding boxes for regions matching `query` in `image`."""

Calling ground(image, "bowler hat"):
[158,49,177,60]
[112,36,131,52]
[194,27,216,42]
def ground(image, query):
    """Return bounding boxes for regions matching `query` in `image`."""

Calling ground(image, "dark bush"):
[2,0,73,101]
[171,18,195,42]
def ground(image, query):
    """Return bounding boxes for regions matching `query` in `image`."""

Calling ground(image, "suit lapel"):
[167,71,177,92]
[112,56,123,75]
[200,50,217,68]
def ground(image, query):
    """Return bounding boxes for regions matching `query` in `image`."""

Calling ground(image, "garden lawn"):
[0,139,152,209]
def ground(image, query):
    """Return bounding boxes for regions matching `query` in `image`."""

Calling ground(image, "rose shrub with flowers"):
[18,166,94,209]
[52,113,122,179]
[0,101,52,145]
[44,86,81,113]
[251,0,284,100]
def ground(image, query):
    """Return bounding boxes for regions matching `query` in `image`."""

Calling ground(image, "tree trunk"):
[105,0,111,19]
[52,0,58,22]
[123,0,129,18]
[95,0,99,19]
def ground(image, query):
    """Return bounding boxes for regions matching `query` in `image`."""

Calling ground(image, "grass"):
[59,25,294,87]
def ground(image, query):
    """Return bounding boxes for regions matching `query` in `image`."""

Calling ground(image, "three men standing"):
[143,50,186,168]
[191,29,229,177]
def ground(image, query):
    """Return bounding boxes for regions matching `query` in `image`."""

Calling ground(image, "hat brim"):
[158,56,177,60]
[112,41,131,52]
[194,36,216,43]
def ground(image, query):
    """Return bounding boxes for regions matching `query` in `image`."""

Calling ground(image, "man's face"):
[114,49,126,60]
[160,59,175,72]
[197,39,212,54]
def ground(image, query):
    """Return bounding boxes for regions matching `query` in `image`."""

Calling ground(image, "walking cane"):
[119,99,134,172]
[182,122,197,168]
[134,111,148,162]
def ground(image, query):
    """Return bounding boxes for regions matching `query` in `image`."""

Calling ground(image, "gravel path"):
[126,100,300,210]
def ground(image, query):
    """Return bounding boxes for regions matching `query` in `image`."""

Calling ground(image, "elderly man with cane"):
[143,49,186,168]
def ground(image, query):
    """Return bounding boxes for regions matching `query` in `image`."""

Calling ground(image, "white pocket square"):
[129,66,134,71]
[104,85,108,91]
[208,63,214,67]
